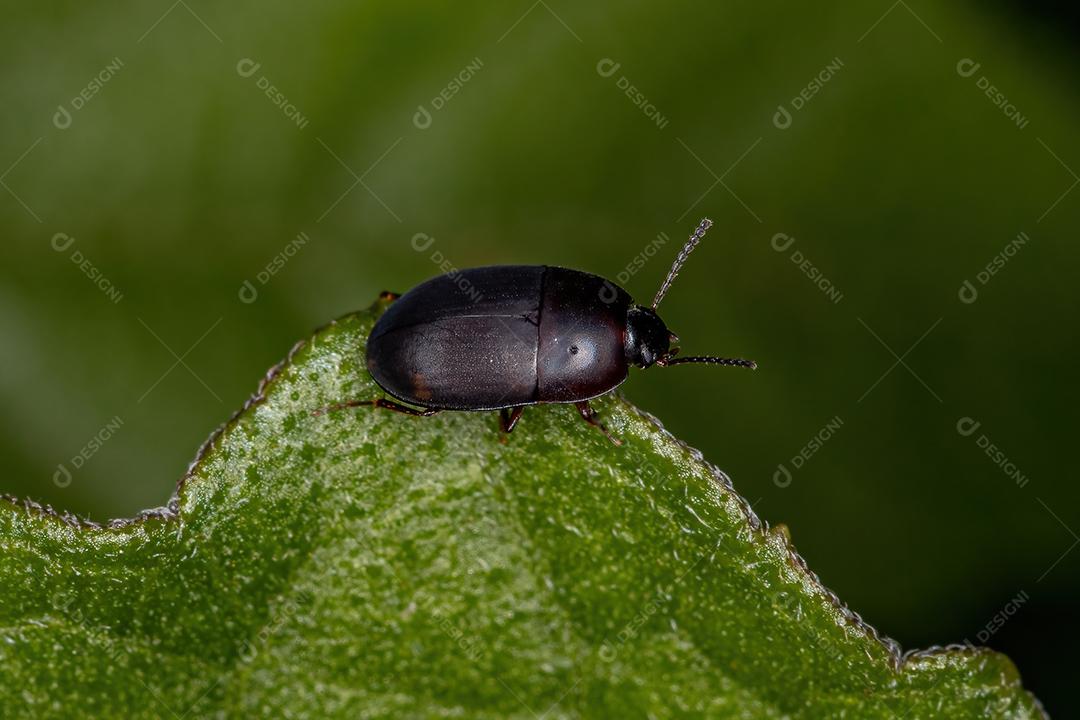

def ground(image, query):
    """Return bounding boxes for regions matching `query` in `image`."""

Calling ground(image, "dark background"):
[1,1,1076,715]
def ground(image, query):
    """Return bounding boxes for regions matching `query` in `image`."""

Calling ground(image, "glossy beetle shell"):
[366,265,632,410]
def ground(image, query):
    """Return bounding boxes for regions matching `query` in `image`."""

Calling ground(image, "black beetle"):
[317,218,755,443]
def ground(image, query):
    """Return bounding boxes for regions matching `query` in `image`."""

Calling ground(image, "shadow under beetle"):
[316,218,755,444]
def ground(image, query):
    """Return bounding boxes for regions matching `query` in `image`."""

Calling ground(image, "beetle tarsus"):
[312,398,440,418]
[499,406,525,435]
[574,401,622,446]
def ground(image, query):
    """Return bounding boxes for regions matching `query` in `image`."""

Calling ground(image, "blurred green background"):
[1,0,1076,715]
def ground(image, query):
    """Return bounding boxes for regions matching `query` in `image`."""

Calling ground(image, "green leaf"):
[0,299,1044,719]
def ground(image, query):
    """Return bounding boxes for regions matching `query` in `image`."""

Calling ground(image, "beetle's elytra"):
[316,219,755,444]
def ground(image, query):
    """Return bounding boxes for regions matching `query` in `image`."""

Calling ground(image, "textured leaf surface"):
[0,299,1044,718]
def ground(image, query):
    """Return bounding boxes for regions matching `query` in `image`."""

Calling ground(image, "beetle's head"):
[625,305,674,368]
[629,218,758,373]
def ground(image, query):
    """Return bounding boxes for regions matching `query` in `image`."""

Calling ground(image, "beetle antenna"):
[652,217,713,309]
[657,355,757,370]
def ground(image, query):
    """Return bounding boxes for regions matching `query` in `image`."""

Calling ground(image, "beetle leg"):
[378,290,401,301]
[499,406,525,435]
[574,401,622,446]
[312,398,440,417]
